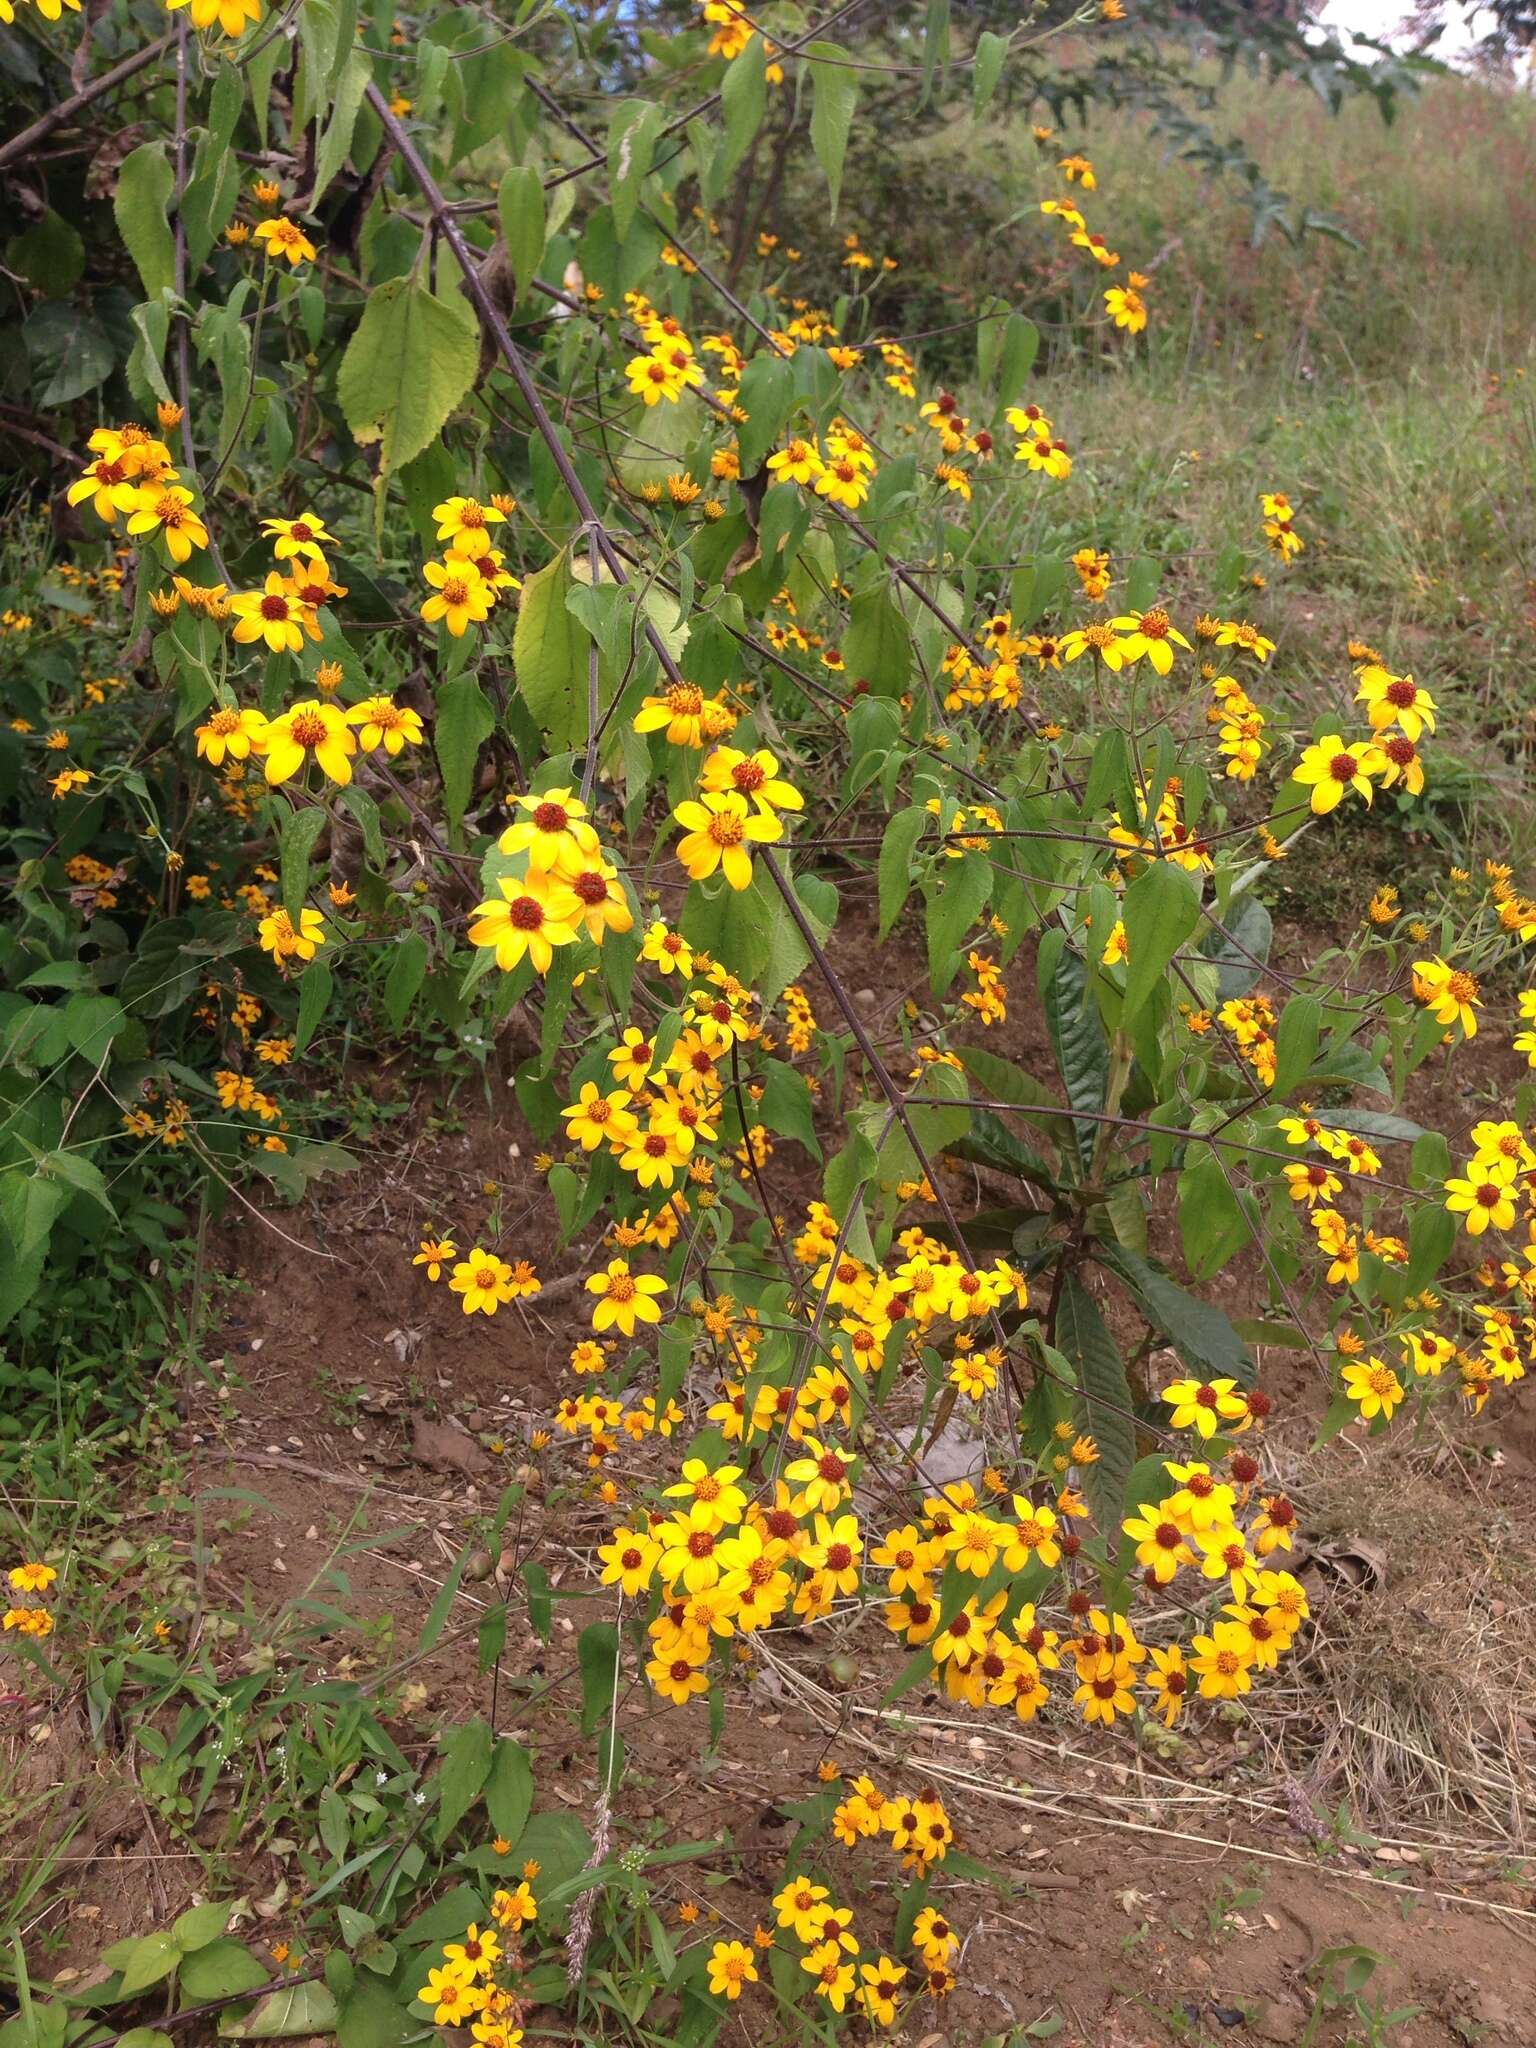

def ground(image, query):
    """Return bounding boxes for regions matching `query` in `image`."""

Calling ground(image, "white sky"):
[1310,0,1512,62]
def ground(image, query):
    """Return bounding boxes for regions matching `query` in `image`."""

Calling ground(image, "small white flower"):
[375,1769,389,1786]
[412,1790,426,1806]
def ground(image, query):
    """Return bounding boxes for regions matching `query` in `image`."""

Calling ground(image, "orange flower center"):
[507,895,545,931]
[707,811,745,847]
[290,711,327,745]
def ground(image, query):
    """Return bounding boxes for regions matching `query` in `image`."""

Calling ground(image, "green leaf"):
[1053,1274,1135,1536]
[484,1740,533,1846]
[1093,1242,1254,1387]
[1120,861,1200,1024]
[295,958,332,1053]
[719,31,766,176]
[35,1148,116,1222]
[174,1901,232,1952]
[434,676,493,830]
[383,932,429,1030]
[1200,890,1273,1002]
[734,351,795,476]
[118,1932,183,1998]
[63,993,126,1060]
[219,1984,338,2040]
[924,853,991,994]
[1043,944,1109,1175]
[578,1621,619,1737]
[951,1111,1058,1195]
[24,302,114,408]
[280,803,327,923]
[434,1718,493,1846]
[973,29,1007,114]
[337,269,479,490]
[8,209,85,295]
[115,142,176,299]
[335,1976,413,2048]
[843,587,911,698]
[1272,994,1320,1101]
[313,51,371,207]
[1178,1147,1256,1280]
[513,550,589,748]
[178,1941,269,2005]
[997,312,1040,408]
[878,805,926,939]
[607,100,663,243]
[807,43,859,216]
[756,1059,820,1159]
[497,165,545,304]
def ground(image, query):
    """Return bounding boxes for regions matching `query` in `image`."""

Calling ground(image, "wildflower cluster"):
[415,1878,539,2047]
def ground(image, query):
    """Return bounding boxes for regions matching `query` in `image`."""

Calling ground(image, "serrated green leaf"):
[115,142,176,300]
[337,269,479,490]
[498,165,545,304]
[807,43,858,216]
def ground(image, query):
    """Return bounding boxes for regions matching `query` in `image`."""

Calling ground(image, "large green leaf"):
[877,805,926,938]
[434,675,493,829]
[513,550,590,748]
[434,1717,493,1846]
[1043,943,1109,1176]
[843,586,911,698]
[923,854,990,993]
[808,42,859,215]
[337,269,479,489]
[1120,859,1201,1023]
[1052,1273,1136,1537]
[497,165,545,303]
[1093,1241,1255,1387]
[114,141,176,299]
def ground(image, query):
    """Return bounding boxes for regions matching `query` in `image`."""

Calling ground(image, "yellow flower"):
[431,495,508,557]
[8,1562,57,1594]
[1341,1358,1405,1422]
[468,872,582,974]
[450,1249,518,1316]
[165,0,262,37]
[673,791,783,890]
[194,705,268,766]
[253,216,318,266]
[1443,1162,1517,1236]
[587,1258,668,1338]
[257,905,326,963]
[706,1940,758,2000]
[346,696,424,755]
[231,574,312,655]
[697,746,804,816]
[412,1236,458,1280]
[498,788,598,876]
[1291,734,1387,814]
[260,513,335,562]
[766,437,825,486]
[125,483,209,564]
[417,1965,484,2026]
[262,699,356,785]
[801,1941,856,2013]
[421,554,494,637]
[1355,664,1436,740]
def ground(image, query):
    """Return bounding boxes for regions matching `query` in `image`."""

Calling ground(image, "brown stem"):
[0,32,173,173]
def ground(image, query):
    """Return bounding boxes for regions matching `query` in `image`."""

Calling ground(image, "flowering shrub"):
[2,0,1532,2039]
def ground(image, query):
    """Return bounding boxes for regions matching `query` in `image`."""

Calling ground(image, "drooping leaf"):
[1043,944,1109,1175]
[807,42,859,216]
[1120,860,1201,1023]
[497,165,545,304]
[114,142,177,299]
[1053,1273,1136,1534]
[337,269,479,490]
[512,550,589,748]
[1094,1241,1255,1387]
